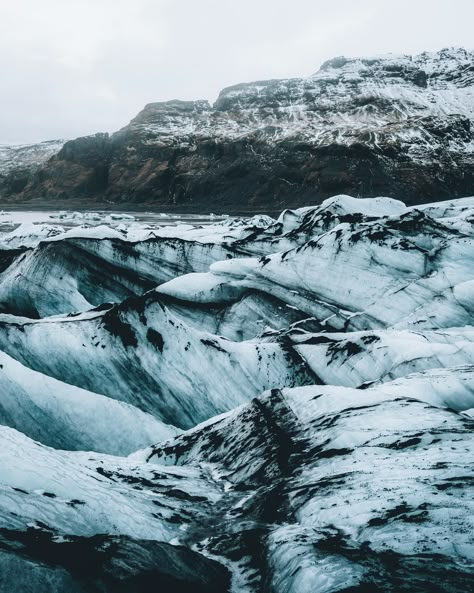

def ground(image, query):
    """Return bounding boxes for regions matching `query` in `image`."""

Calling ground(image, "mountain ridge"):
[0,47,473,211]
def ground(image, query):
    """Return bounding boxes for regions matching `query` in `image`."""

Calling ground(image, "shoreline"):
[0,201,285,217]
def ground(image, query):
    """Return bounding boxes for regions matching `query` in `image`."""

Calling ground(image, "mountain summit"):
[1,47,473,211]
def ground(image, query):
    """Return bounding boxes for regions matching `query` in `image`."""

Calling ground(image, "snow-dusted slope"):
[0,140,65,176]
[3,48,474,209]
[0,195,473,591]
[127,48,474,151]
[0,140,65,200]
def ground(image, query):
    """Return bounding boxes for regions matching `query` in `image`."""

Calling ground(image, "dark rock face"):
[1,47,474,211]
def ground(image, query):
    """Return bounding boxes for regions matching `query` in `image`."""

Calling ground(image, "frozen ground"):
[0,195,473,592]
[0,208,228,231]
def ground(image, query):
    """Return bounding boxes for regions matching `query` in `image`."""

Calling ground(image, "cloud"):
[1,0,473,143]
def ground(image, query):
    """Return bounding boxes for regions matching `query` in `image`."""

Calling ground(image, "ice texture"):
[0,194,473,591]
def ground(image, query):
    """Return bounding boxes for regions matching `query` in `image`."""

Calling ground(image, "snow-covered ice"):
[0,194,473,591]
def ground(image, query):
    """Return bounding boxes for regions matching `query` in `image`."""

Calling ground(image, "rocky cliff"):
[0,140,65,196]
[1,47,473,211]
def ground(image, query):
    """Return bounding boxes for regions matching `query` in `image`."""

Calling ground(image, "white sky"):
[1,0,473,144]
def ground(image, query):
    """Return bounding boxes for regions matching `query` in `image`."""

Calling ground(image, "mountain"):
[0,140,65,196]
[0,194,473,590]
[1,47,474,211]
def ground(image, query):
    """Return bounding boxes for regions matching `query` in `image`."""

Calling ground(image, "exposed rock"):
[1,48,473,211]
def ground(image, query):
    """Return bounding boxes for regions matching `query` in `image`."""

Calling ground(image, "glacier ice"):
[0,195,473,591]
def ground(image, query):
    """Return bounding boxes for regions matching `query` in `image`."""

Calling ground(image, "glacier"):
[0,195,473,591]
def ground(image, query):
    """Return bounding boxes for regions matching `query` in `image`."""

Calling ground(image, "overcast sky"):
[1,0,473,144]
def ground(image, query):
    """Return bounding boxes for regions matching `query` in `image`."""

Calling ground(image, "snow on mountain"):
[0,194,473,591]
[127,48,474,149]
[1,48,473,210]
[0,140,65,176]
